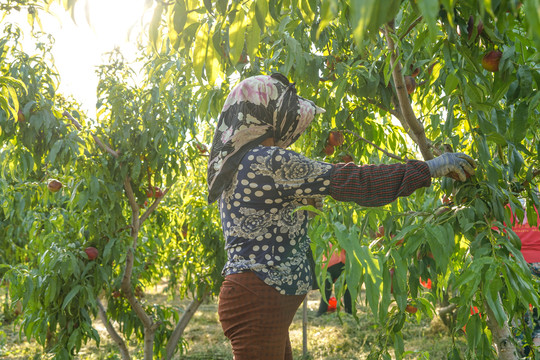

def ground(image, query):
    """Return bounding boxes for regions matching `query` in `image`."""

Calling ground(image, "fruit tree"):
[1,0,540,359]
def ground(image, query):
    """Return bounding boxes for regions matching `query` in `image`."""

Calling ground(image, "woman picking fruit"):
[206,73,476,360]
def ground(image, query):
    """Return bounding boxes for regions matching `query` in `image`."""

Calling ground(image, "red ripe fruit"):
[195,143,207,154]
[482,50,502,72]
[85,246,99,260]
[404,75,416,94]
[323,144,335,156]
[342,154,353,163]
[327,131,344,147]
[147,186,163,198]
[47,179,63,193]
[405,305,418,314]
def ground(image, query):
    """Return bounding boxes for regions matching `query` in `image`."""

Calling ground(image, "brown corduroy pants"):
[218,272,306,360]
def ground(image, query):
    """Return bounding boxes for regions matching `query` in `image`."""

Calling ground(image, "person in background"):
[316,243,352,316]
[207,73,476,360]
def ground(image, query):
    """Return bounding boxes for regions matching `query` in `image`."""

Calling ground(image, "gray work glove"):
[426,153,476,181]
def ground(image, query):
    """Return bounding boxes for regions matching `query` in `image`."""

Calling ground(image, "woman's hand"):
[425,153,476,181]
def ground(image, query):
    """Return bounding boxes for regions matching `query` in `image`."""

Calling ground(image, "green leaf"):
[318,0,338,38]
[477,135,491,163]
[149,4,164,51]
[511,102,528,143]
[62,285,81,311]
[444,71,459,94]
[511,146,524,176]
[416,0,439,41]
[247,4,261,61]
[48,139,63,164]
[203,0,213,13]
[206,24,220,85]
[299,0,315,23]
[517,65,533,99]
[255,0,268,31]
[350,0,376,45]
[425,223,454,272]
[466,313,481,347]
[229,7,247,65]
[524,0,540,48]
[172,0,188,34]
[484,274,507,326]
[216,0,228,15]
[192,23,207,82]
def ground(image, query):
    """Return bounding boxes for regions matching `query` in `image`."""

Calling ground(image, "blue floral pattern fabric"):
[220,145,333,295]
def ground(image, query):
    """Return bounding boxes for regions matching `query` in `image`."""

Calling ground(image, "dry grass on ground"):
[0,285,463,359]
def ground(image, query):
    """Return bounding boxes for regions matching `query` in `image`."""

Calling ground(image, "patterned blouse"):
[219,145,431,295]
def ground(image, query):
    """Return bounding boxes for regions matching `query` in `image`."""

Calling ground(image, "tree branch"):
[62,111,119,158]
[344,130,407,162]
[438,303,457,316]
[140,188,169,225]
[387,97,422,146]
[365,98,401,120]
[120,177,153,318]
[97,298,131,360]
[399,16,423,41]
[165,294,207,360]
[383,22,433,161]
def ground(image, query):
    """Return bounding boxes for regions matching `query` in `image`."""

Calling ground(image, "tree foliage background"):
[1,0,540,359]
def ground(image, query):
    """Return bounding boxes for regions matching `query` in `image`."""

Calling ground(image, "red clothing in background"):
[512,206,540,263]
[323,243,346,268]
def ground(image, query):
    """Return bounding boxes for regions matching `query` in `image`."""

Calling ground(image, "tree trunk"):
[164,294,207,360]
[144,326,158,360]
[484,297,519,360]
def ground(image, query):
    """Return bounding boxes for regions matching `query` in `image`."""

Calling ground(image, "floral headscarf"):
[207,73,325,204]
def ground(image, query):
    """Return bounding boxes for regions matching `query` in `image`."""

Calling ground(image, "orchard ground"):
[0,283,465,359]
